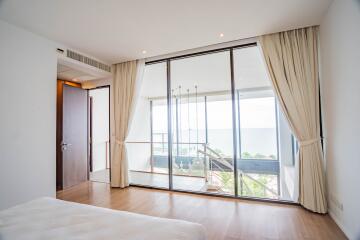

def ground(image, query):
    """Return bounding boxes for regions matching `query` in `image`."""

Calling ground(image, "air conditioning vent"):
[66,50,111,73]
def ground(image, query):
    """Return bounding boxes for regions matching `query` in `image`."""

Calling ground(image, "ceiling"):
[0,0,332,64]
[57,63,99,82]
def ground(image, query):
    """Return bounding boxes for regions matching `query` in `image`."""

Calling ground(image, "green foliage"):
[254,153,266,159]
[218,172,234,193]
[216,172,277,198]
[241,152,277,160]
[242,152,252,158]
[240,174,270,198]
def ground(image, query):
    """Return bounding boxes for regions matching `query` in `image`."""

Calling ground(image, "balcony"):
[128,141,280,199]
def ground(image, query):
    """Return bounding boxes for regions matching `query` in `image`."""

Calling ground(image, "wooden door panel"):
[62,84,88,188]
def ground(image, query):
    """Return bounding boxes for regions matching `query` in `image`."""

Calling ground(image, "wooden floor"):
[89,169,207,191]
[57,181,346,240]
[130,170,206,191]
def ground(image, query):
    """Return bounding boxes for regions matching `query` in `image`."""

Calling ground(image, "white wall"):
[0,20,57,210]
[320,0,360,239]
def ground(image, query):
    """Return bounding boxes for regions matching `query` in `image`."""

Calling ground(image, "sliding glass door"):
[234,46,278,199]
[127,62,169,188]
[170,51,235,195]
[128,43,298,202]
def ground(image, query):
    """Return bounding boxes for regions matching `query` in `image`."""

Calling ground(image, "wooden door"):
[57,81,88,190]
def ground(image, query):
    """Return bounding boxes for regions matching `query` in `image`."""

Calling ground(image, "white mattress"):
[0,197,206,240]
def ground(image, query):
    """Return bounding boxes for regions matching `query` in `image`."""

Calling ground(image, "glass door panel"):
[127,62,169,188]
[170,51,235,195]
[234,46,278,199]
[237,94,279,199]
[233,46,296,200]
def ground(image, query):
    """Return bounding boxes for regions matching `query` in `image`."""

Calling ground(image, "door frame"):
[87,85,111,182]
[89,96,93,172]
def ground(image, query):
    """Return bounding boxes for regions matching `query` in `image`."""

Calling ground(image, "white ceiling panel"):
[0,0,332,63]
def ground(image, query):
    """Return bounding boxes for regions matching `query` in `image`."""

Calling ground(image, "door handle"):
[61,142,72,146]
[61,142,72,151]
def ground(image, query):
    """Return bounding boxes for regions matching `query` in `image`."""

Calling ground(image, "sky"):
[152,97,277,132]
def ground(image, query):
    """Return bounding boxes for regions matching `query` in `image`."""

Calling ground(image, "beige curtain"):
[260,26,327,213]
[111,60,142,188]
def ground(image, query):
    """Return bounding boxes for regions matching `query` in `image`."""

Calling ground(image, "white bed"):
[0,197,206,240]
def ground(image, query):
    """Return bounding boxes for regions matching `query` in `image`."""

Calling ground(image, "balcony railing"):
[127,141,279,175]
[126,141,280,197]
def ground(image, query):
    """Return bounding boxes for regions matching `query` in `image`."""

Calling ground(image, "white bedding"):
[0,197,206,240]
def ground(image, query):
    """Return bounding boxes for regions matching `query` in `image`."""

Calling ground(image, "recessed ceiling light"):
[219,33,224,38]
[142,50,147,54]
[72,78,79,82]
